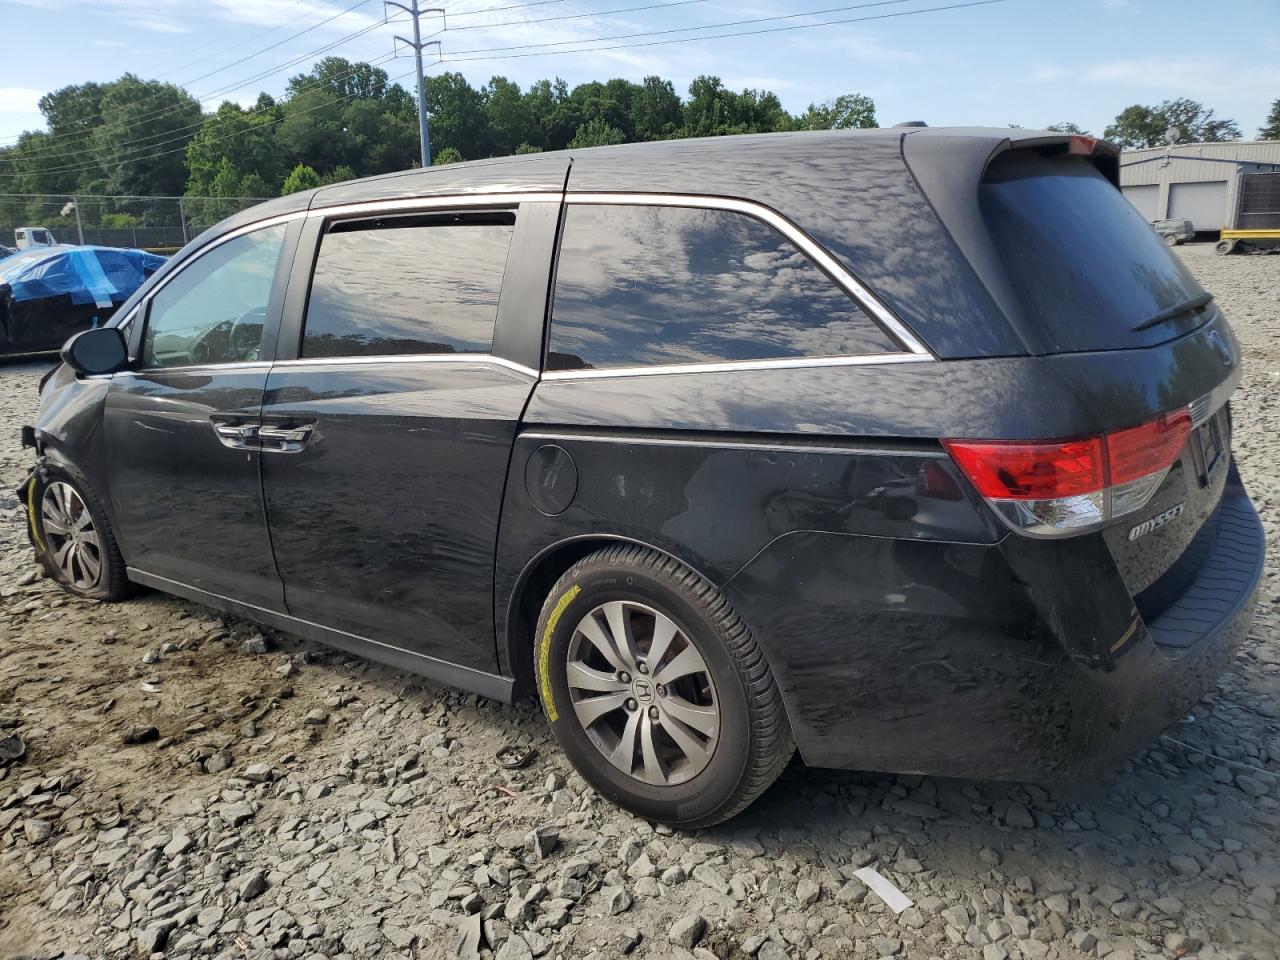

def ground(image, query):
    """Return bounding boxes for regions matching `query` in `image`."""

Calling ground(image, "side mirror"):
[62,327,129,376]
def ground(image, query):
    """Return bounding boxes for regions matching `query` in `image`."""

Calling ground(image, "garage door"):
[1122,184,1159,220]
[1169,181,1228,232]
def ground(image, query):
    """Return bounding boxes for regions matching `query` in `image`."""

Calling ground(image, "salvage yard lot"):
[1,245,1278,960]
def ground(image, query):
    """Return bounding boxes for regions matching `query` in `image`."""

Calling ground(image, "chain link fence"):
[0,194,273,254]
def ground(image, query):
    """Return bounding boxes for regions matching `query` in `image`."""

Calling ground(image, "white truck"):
[14,226,57,249]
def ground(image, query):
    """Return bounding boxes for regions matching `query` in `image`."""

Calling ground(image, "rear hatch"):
[905,132,1242,629]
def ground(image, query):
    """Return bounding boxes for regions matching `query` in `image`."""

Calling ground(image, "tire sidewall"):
[31,462,119,601]
[537,560,752,825]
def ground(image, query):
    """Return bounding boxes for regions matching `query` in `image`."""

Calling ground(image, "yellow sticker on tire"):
[539,584,580,722]
[27,478,45,553]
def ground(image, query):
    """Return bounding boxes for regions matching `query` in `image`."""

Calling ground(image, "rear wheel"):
[1216,239,1237,256]
[534,544,793,827]
[30,465,130,601]
[1164,233,1180,246]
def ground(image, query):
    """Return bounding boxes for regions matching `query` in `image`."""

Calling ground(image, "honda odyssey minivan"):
[18,128,1264,827]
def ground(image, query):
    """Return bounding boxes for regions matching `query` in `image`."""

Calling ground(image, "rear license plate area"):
[1193,408,1227,485]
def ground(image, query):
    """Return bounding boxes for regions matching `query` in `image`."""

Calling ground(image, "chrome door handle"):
[257,424,314,453]
[212,421,258,450]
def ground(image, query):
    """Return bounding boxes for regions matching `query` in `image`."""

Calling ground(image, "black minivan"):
[18,128,1264,827]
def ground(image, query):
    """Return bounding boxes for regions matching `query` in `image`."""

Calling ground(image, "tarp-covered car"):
[0,245,166,356]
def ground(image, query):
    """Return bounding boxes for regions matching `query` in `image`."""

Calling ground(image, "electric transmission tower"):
[385,0,442,166]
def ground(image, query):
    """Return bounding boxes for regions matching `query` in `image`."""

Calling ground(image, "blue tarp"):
[0,245,166,305]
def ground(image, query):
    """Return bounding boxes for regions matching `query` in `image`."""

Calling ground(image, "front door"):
[103,220,297,608]
[260,200,557,671]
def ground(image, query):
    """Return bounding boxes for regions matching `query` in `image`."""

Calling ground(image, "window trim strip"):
[560,192,932,358]
[271,353,538,377]
[542,352,932,381]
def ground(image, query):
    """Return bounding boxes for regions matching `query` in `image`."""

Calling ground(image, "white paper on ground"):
[852,866,913,914]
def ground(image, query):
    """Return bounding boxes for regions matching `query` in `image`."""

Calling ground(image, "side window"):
[548,204,895,370]
[142,224,286,368]
[300,213,515,359]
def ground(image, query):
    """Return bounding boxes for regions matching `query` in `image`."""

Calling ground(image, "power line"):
[2,0,1005,181]
[0,42,398,166]
[0,12,391,150]
[0,65,428,182]
[446,0,716,31]
[0,0,381,145]
[0,54,402,180]
[0,0,781,154]
[445,0,1003,62]
[445,0,959,56]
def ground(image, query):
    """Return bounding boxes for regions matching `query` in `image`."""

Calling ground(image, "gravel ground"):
[0,243,1278,960]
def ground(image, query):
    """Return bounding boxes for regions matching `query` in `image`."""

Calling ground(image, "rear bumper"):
[726,464,1262,779]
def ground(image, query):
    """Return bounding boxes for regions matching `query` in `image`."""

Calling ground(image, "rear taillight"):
[943,408,1192,537]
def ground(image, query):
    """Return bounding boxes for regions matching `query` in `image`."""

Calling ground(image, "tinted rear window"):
[548,204,895,370]
[981,152,1208,353]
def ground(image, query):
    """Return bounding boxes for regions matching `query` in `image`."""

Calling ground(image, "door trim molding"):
[127,568,515,703]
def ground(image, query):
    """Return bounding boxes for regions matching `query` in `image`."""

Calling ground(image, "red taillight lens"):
[1106,410,1191,485]
[943,406,1197,536]
[941,438,1104,500]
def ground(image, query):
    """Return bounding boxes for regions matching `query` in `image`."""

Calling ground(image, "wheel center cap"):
[631,677,654,704]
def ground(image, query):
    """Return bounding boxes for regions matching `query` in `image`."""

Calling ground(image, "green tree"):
[568,118,626,148]
[796,93,876,130]
[321,164,357,185]
[1260,99,1280,140]
[424,72,490,160]
[1045,121,1089,135]
[523,78,572,149]
[681,76,791,138]
[90,75,203,196]
[630,76,683,141]
[1104,99,1241,148]
[433,146,464,165]
[484,77,534,156]
[287,57,391,101]
[278,60,416,178]
[514,143,542,154]
[281,163,322,195]
[186,99,287,197]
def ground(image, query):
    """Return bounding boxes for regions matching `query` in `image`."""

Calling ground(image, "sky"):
[1,0,1278,145]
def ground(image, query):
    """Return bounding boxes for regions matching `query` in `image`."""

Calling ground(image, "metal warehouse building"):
[1120,140,1280,235]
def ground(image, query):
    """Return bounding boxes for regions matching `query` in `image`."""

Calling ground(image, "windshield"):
[981,152,1208,353]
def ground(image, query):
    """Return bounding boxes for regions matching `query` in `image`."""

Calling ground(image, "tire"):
[534,544,793,827]
[1164,233,1180,246]
[1216,239,1236,256]
[28,462,131,602]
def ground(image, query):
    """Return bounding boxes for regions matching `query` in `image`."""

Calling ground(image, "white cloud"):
[0,88,44,114]
[126,16,192,34]
[1029,55,1280,96]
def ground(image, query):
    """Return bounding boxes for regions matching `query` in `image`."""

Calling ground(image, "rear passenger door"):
[260,197,560,673]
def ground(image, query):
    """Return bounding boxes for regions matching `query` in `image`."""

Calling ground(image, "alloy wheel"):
[565,600,719,785]
[40,481,102,590]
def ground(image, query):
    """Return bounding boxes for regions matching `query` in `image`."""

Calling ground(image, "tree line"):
[1,53,1276,232]
[0,58,876,229]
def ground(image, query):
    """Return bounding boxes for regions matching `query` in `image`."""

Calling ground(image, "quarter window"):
[142,224,286,368]
[548,204,894,370]
[300,213,514,359]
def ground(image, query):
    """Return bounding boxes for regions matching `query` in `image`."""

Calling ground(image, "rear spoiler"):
[899,129,1122,356]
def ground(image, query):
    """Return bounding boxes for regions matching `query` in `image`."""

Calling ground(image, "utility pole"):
[385,0,442,167]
